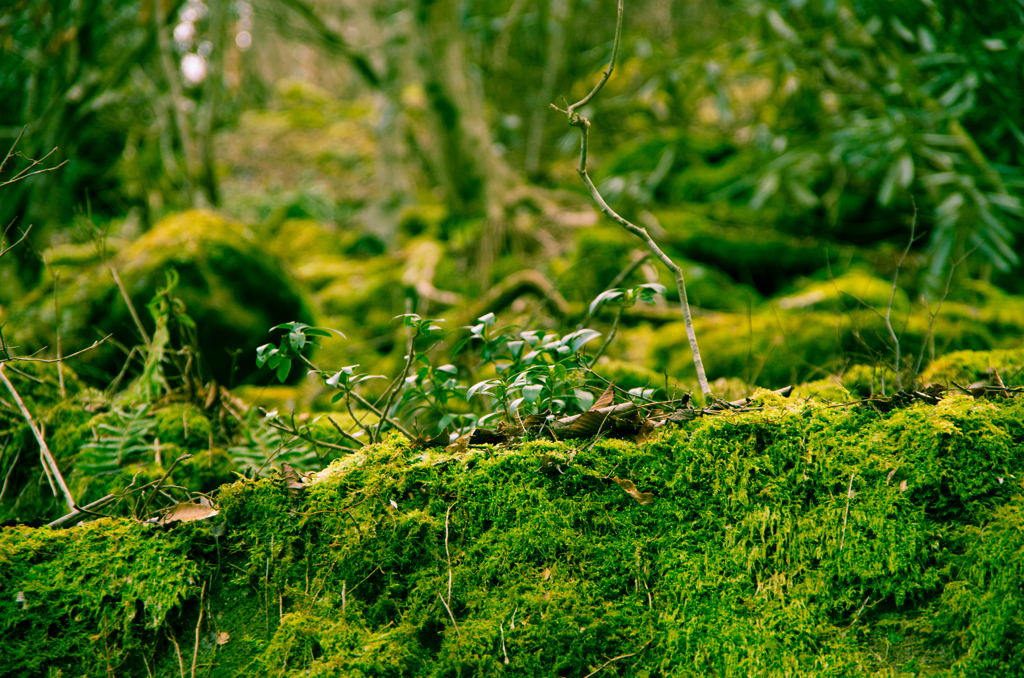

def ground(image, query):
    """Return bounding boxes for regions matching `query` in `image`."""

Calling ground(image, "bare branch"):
[550,0,711,398]
[0,364,76,512]
[566,0,624,116]
[1,335,111,364]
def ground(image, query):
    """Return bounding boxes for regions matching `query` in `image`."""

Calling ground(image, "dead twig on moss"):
[326,415,365,448]
[110,265,152,349]
[191,581,206,678]
[550,0,710,399]
[438,593,461,639]
[0,436,18,502]
[0,364,75,511]
[840,473,855,551]
[139,453,192,521]
[1,335,111,365]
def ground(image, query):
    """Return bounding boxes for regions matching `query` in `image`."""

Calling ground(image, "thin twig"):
[110,266,151,349]
[445,502,458,604]
[139,453,192,521]
[373,326,421,443]
[167,629,185,678]
[562,0,623,116]
[326,415,365,448]
[0,223,32,259]
[0,437,19,502]
[551,0,710,398]
[912,244,980,380]
[589,303,623,366]
[579,251,650,328]
[883,203,918,390]
[191,581,205,678]
[0,364,75,511]
[46,493,117,528]
[1,335,111,364]
[438,593,461,638]
[54,271,65,398]
[840,473,855,552]
[581,641,651,678]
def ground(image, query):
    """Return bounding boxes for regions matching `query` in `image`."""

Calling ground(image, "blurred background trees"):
[1,0,1022,387]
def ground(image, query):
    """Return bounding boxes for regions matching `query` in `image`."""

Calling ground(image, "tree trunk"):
[413,0,514,221]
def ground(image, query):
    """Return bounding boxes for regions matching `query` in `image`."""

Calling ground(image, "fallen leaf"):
[216,631,230,645]
[446,431,473,454]
[160,503,220,525]
[542,568,551,581]
[612,476,655,505]
[282,462,305,498]
[569,385,615,436]
[634,423,656,444]
[899,479,908,493]
[886,469,897,485]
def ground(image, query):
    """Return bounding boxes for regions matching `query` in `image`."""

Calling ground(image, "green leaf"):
[276,359,292,383]
[523,384,544,403]
[589,289,625,315]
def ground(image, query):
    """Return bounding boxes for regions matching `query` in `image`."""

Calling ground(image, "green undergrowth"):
[3,395,1024,676]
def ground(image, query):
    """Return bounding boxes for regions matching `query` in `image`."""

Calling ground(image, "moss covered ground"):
[4,393,1024,677]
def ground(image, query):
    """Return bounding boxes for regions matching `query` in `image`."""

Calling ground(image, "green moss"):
[152,404,212,451]
[650,292,1024,388]
[920,348,1024,387]
[0,519,200,674]
[6,399,1024,676]
[773,268,910,314]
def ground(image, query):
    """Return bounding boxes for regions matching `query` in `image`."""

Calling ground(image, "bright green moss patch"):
[0,519,200,674]
[3,397,1024,676]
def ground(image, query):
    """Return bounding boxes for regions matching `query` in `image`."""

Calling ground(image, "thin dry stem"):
[111,266,152,349]
[551,0,710,397]
[191,581,206,678]
[374,325,421,442]
[0,364,75,511]
[840,473,855,551]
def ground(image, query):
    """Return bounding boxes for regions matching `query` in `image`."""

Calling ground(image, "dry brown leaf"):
[899,479,908,493]
[542,568,551,581]
[886,469,897,485]
[446,431,472,454]
[569,385,616,437]
[592,384,615,410]
[160,503,219,525]
[634,423,656,444]
[216,631,230,645]
[282,462,305,498]
[612,476,655,505]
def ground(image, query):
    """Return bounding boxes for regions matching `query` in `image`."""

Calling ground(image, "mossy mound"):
[920,348,1024,387]
[4,396,1024,676]
[650,287,1024,387]
[8,210,314,385]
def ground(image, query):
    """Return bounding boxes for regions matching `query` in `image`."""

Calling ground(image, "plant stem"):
[553,0,711,398]
[374,327,421,443]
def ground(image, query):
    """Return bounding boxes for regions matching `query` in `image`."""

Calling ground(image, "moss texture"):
[3,395,1024,676]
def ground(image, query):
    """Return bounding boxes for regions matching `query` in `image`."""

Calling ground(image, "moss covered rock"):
[7,210,314,385]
